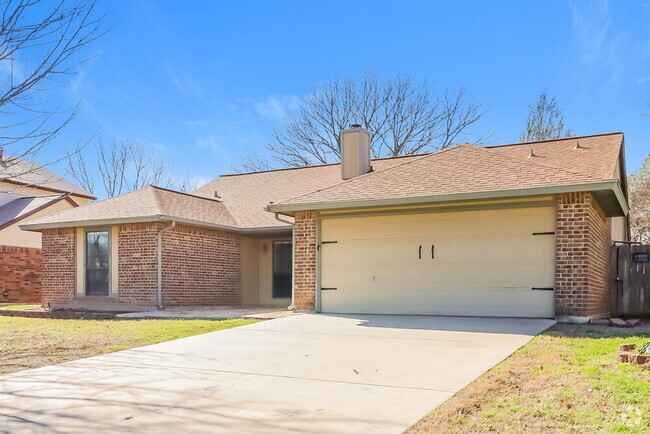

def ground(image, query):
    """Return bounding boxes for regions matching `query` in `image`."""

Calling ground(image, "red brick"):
[0,245,41,303]
[555,192,609,318]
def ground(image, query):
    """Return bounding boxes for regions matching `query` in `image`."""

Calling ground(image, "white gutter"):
[20,214,292,233]
[157,220,176,309]
[266,180,629,216]
[274,213,296,310]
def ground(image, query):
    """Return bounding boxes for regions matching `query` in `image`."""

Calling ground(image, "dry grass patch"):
[408,326,650,433]
[0,316,258,375]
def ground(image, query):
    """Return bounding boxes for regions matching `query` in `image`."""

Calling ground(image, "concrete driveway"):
[0,314,554,433]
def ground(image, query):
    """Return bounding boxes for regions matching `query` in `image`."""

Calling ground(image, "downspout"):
[274,213,295,309]
[157,220,176,310]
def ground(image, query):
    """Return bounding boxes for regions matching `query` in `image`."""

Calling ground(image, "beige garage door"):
[320,206,555,318]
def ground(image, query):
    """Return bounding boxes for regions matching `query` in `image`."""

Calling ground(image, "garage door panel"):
[327,287,553,318]
[320,206,556,318]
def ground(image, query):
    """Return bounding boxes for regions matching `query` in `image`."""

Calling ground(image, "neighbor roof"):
[267,132,627,216]
[0,194,73,231]
[0,157,96,199]
[21,186,238,231]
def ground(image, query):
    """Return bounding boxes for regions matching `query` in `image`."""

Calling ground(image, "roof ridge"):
[150,185,224,203]
[485,132,623,149]
[218,152,430,178]
[150,185,242,227]
[480,143,608,180]
[273,145,473,206]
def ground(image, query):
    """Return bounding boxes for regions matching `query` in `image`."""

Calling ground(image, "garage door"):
[319,206,555,318]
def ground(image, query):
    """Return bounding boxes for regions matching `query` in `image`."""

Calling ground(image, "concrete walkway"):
[0,314,554,433]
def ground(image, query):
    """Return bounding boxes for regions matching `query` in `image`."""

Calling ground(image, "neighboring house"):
[21,130,629,322]
[0,151,96,302]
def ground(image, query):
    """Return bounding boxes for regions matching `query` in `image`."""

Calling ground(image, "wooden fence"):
[610,243,650,317]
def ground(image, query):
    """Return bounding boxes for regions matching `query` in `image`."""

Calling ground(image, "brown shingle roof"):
[488,133,622,180]
[21,133,626,231]
[273,133,624,208]
[21,186,237,230]
[0,158,95,198]
[192,154,425,228]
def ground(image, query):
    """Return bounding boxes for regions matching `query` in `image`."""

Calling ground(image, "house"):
[20,130,629,321]
[0,150,96,302]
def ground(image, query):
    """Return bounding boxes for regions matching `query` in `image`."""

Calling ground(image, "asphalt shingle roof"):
[274,133,623,207]
[192,154,424,228]
[0,158,95,198]
[21,132,625,231]
[22,186,237,229]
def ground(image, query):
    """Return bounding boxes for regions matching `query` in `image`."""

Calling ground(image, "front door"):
[272,241,292,298]
[86,230,110,296]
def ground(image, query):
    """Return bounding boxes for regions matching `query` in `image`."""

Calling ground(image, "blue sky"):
[43,0,650,187]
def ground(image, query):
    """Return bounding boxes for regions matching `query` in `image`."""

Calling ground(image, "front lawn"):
[0,317,257,375]
[0,304,40,310]
[408,325,650,433]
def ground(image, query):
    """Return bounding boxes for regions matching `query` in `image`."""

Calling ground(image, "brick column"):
[293,210,317,311]
[41,228,76,306]
[555,192,609,319]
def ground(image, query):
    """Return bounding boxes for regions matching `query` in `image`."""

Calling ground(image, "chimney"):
[340,124,371,180]
[0,146,3,161]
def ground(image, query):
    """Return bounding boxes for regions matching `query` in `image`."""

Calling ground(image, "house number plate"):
[632,252,649,263]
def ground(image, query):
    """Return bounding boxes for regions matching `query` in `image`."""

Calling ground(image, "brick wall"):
[0,245,41,303]
[41,228,76,306]
[555,192,609,318]
[117,222,160,305]
[162,224,240,306]
[293,210,317,311]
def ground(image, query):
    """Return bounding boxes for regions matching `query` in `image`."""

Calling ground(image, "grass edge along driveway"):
[407,325,650,433]
[0,317,258,375]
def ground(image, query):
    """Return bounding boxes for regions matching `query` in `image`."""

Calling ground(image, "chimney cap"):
[349,123,362,128]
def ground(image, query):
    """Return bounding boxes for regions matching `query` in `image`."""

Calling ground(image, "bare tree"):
[67,137,198,199]
[0,0,108,182]
[520,90,572,142]
[629,154,650,243]
[260,73,487,168]
[236,150,273,173]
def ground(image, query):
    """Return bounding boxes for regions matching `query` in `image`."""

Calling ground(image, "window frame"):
[83,227,112,296]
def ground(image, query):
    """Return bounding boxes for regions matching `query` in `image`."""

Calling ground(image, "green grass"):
[408,326,650,433]
[0,316,258,375]
[0,304,40,310]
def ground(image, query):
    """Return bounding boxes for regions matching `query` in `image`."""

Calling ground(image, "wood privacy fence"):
[610,243,650,317]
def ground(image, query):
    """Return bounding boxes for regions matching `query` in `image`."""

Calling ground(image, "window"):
[85,230,110,296]
[272,240,292,298]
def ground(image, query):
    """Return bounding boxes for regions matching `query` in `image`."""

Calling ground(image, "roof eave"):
[20,215,163,231]
[266,180,629,217]
[0,178,97,200]
[20,214,243,233]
